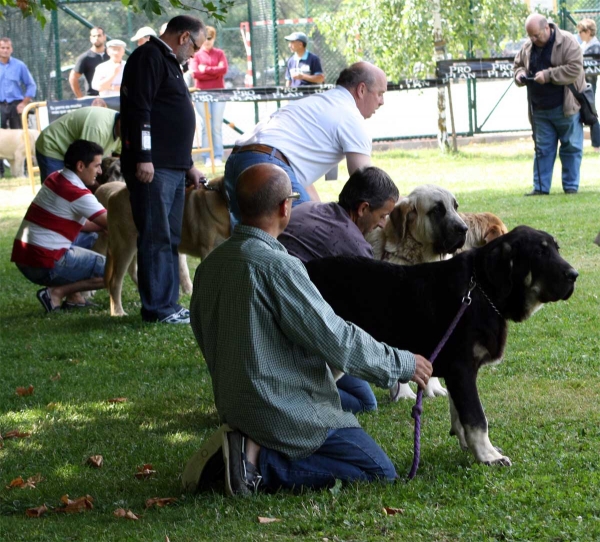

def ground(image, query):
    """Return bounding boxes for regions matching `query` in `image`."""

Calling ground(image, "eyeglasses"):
[280,192,301,205]
[188,34,202,52]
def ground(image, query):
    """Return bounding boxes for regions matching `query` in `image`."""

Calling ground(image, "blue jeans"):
[532,106,583,193]
[16,232,104,287]
[259,427,397,491]
[224,150,311,228]
[36,151,64,185]
[124,168,185,322]
[336,374,377,414]
[196,101,226,160]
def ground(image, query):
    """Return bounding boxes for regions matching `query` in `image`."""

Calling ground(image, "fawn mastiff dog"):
[307,226,578,466]
[95,177,230,316]
[0,128,39,177]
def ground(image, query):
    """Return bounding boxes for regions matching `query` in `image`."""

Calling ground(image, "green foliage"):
[318,0,530,80]
[0,0,234,28]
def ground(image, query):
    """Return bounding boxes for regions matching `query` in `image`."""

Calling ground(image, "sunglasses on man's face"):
[280,192,301,205]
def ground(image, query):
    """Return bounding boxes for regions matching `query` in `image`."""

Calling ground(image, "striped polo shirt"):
[11,169,106,268]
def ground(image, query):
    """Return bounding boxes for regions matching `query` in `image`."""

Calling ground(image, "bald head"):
[336,61,384,90]
[236,163,292,224]
[336,61,387,119]
[525,14,551,47]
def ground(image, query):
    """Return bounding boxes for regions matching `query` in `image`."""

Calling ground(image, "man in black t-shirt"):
[69,27,108,98]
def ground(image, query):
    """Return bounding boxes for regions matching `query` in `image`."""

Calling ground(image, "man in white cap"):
[131,26,157,47]
[92,39,127,96]
[92,40,126,96]
[284,31,324,88]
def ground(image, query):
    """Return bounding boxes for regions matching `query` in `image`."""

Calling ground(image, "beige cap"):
[130,27,157,42]
[106,39,127,49]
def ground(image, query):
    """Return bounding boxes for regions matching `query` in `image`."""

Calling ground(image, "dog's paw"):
[389,382,416,401]
[484,456,512,467]
[423,377,448,398]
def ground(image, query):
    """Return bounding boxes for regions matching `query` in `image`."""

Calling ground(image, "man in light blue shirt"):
[0,37,36,176]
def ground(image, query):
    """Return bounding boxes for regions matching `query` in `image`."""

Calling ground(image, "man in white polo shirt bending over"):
[224,61,388,225]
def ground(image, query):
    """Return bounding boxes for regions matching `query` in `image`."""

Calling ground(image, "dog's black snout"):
[457,222,469,233]
[566,268,579,282]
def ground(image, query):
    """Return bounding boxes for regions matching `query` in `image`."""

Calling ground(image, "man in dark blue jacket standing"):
[120,15,206,324]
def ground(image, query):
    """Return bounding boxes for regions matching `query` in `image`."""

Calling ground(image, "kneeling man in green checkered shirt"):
[187,162,432,496]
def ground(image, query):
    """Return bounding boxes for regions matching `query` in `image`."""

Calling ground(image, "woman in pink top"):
[189,26,228,166]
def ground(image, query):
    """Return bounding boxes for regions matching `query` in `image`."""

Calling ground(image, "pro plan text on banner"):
[437,55,600,82]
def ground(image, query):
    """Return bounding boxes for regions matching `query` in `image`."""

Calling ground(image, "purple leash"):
[407,277,475,480]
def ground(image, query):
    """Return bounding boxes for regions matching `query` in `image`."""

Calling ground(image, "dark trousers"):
[259,427,397,491]
[124,168,186,322]
[0,100,23,177]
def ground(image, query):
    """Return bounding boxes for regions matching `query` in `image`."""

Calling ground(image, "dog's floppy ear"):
[483,224,505,244]
[389,198,414,241]
[483,241,513,298]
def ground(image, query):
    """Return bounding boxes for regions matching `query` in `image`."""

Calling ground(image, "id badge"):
[141,124,151,151]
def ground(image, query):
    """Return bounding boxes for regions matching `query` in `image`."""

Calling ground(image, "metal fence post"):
[51,10,62,100]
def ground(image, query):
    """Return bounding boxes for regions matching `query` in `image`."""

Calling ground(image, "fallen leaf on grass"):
[7,474,43,489]
[3,430,31,439]
[16,385,34,396]
[25,504,48,518]
[57,494,94,513]
[383,507,404,515]
[50,373,61,381]
[258,516,281,524]
[135,464,156,479]
[145,497,177,509]
[86,455,103,468]
[114,508,139,520]
[108,397,127,403]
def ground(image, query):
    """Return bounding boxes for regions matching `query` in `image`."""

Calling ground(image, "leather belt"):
[231,143,290,166]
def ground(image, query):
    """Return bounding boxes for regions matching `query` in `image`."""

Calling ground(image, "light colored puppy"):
[366,186,507,401]
[95,178,230,316]
[0,128,39,177]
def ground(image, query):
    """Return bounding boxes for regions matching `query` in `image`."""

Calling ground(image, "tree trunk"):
[433,0,450,152]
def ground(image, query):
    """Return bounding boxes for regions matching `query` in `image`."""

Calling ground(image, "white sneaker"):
[159,310,190,324]
[204,158,212,167]
[214,158,223,166]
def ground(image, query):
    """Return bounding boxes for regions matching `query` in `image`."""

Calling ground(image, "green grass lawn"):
[1,142,599,541]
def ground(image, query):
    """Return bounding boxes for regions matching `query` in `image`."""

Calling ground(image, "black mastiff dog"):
[305,226,578,466]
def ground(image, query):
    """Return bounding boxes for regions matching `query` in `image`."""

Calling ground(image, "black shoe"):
[182,424,229,493]
[524,190,549,196]
[222,430,262,497]
[36,288,59,313]
[564,189,578,194]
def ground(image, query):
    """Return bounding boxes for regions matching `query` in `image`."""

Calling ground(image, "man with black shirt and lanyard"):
[514,13,585,196]
[120,15,206,324]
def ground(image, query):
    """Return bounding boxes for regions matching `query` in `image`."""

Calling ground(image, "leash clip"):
[462,276,476,305]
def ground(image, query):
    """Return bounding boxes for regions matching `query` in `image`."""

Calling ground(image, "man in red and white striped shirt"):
[11,140,108,312]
